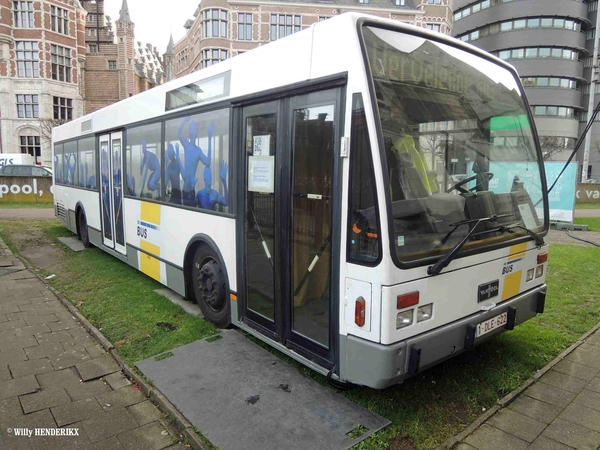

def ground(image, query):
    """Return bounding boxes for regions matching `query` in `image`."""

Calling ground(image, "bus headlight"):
[396,310,413,329]
[535,265,544,278]
[526,268,535,282]
[417,304,433,323]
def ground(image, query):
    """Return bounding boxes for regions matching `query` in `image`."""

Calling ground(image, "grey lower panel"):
[68,209,77,234]
[404,285,545,377]
[165,264,185,297]
[126,245,138,270]
[88,227,103,248]
[340,284,546,389]
[136,330,390,450]
[339,335,407,389]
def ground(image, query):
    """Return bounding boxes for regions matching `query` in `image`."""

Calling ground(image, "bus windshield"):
[362,26,547,264]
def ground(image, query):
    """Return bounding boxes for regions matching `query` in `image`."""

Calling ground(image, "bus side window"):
[347,93,381,264]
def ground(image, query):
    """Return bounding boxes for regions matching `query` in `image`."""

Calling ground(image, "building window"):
[20,136,41,159]
[204,9,228,38]
[108,60,117,70]
[426,24,441,33]
[53,97,73,121]
[202,48,228,68]
[13,1,34,28]
[238,13,252,41]
[521,77,578,90]
[89,44,98,53]
[457,16,582,42]
[427,0,442,3]
[51,6,69,35]
[88,28,97,37]
[87,13,95,22]
[358,0,370,4]
[498,47,579,62]
[394,0,406,5]
[15,41,39,78]
[319,17,329,22]
[16,94,39,118]
[533,105,577,119]
[270,15,301,41]
[51,45,71,82]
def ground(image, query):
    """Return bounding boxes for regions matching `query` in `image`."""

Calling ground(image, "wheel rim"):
[196,259,225,312]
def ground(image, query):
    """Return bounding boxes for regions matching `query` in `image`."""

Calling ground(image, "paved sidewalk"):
[575,209,600,218]
[0,240,184,450]
[0,209,55,220]
[452,328,600,450]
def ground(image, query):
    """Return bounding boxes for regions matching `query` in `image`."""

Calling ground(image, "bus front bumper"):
[339,284,547,389]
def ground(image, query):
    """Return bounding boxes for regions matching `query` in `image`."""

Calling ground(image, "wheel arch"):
[183,234,231,302]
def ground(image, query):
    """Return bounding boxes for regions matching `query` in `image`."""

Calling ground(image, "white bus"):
[53,13,549,389]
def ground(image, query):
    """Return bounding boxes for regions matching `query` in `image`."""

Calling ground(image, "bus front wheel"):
[191,246,230,328]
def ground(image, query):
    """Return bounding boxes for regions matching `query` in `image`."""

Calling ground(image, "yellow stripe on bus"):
[502,271,522,301]
[140,240,161,282]
[141,202,161,226]
[508,243,527,261]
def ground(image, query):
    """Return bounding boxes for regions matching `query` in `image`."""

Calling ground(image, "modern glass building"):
[453,0,600,180]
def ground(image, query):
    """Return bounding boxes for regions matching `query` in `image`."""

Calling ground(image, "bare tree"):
[38,118,67,148]
[539,136,570,161]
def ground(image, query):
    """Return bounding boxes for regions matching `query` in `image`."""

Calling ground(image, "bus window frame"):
[356,18,550,271]
[120,99,236,220]
[53,135,100,193]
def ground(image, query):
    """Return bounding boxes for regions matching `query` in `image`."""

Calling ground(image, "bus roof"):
[53,12,512,143]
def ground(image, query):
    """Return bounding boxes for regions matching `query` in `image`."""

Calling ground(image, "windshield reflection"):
[362,26,547,263]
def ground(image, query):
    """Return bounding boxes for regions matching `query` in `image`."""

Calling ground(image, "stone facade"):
[0,0,86,166]
[81,0,163,115]
[168,0,454,80]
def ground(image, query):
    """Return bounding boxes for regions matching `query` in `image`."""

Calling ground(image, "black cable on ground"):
[565,229,600,247]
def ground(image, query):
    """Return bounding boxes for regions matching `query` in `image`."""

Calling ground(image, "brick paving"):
[455,329,600,450]
[0,239,181,450]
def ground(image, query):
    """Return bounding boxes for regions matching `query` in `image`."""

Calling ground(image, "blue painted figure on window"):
[165,143,184,204]
[54,155,61,184]
[67,153,76,186]
[79,162,85,187]
[178,117,214,206]
[140,140,160,198]
[195,161,228,210]
[85,162,96,189]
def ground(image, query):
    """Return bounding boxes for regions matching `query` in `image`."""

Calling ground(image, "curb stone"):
[434,319,600,450]
[10,249,211,450]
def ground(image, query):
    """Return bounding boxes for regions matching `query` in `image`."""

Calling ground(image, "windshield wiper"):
[428,214,511,276]
[473,222,544,247]
[439,213,514,246]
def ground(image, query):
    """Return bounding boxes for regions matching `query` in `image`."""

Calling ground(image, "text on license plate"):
[475,312,508,338]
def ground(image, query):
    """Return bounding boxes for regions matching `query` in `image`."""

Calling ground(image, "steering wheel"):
[446,172,494,194]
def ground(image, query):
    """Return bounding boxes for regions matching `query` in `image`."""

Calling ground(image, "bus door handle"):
[295,193,330,200]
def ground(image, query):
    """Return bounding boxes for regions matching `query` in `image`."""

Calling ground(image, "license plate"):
[475,312,508,338]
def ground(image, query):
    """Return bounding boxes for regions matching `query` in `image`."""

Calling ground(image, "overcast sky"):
[105,0,201,53]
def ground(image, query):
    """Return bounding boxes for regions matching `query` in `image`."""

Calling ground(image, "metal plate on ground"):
[58,236,85,252]
[136,330,390,450]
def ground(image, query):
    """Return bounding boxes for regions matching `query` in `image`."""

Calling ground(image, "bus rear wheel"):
[191,246,230,328]
[78,211,91,248]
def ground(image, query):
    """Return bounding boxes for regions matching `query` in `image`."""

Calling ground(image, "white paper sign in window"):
[248,156,274,193]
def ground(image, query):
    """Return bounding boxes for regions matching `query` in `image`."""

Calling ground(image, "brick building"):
[167,0,454,80]
[81,0,163,114]
[0,0,87,166]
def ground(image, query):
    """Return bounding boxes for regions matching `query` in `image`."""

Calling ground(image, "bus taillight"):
[397,291,419,309]
[537,253,548,264]
[355,297,366,327]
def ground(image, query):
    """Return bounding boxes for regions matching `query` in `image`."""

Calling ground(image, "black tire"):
[191,245,230,328]
[78,211,91,248]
